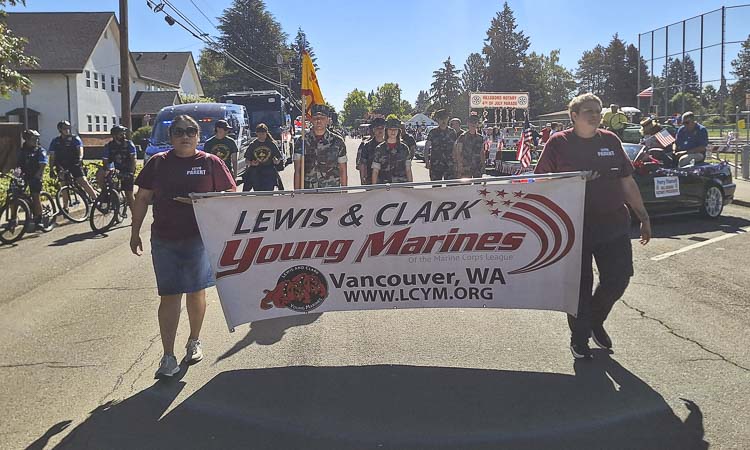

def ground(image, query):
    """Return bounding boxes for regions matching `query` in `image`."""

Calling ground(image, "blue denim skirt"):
[151,234,215,296]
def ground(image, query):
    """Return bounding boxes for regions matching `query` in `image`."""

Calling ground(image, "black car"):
[623,143,735,218]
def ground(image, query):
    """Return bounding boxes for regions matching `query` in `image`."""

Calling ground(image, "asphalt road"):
[1,137,749,449]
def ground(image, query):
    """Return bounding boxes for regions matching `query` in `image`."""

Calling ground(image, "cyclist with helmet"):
[48,120,97,200]
[16,129,48,230]
[97,125,137,216]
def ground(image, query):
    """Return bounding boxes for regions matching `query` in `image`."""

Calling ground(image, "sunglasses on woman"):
[172,126,199,137]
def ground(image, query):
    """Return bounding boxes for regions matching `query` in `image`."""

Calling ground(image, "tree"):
[576,45,607,95]
[670,92,700,113]
[214,0,288,93]
[197,48,228,100]
[400,99,413,119]
[414,90,431,113]
[625,44,650,107]
[523,50,576,117]
[730,34,750,111]
[0,0,38,97]
[702,84,719,114]
[341,89,369,127]
[462,52,486,93]
[180,93,215,103]
[371,83,406,117]
[482,2,529,93]
[429,57,462,115]
[288,28,318,103]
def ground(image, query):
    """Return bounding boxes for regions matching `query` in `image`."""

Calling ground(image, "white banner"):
[193,175,585,330]
[470,92,530,109]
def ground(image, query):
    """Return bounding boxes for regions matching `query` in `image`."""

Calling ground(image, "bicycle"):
[0,170,57,244]
[54,167,92,223]
[89,169,128,234]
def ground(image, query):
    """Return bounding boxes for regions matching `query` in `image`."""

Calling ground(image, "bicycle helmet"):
[22,129,41,140]
[57,120,71,130]
[110,125,128,135]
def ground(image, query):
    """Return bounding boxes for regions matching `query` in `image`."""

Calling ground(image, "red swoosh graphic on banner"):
[510,202,562,273]
[502,211,548,275]
[522,193,575,271]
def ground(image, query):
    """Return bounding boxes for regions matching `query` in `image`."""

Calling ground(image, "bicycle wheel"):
[0,198,31,244]
[38,191,57,232]
[89,191,119,234]
[56,185,90,223]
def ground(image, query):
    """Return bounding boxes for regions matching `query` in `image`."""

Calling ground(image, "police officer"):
[244,123,283,191]
[293,104,347,189]
[98,125,137,216]
[17,129,48,229]
[372,116,413,184]
[48,120,97,200]
[454,113,485,178]
[425,109,457,181]
[356,117,385,185]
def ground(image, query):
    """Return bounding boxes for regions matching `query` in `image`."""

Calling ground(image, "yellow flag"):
[738,119,746,129]
[301,51,325,117]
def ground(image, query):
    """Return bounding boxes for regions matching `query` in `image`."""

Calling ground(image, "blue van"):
[144,103,250,176]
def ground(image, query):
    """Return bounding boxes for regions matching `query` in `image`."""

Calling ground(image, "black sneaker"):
[591,325,613,349]
[570,342,593,360]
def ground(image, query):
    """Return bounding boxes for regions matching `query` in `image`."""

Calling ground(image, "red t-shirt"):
[135,151,236,240]
[535,129,634,244]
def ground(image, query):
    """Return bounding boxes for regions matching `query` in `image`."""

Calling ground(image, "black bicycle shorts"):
[120,173,134,191]
[57,163,85,179]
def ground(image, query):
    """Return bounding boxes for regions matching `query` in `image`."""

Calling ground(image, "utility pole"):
[119,0,132,131]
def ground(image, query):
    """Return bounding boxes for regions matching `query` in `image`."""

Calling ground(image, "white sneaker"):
[185,338,203,365]
[154,355,180,379]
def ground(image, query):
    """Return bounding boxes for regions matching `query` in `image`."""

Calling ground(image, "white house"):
[1,12,203,148]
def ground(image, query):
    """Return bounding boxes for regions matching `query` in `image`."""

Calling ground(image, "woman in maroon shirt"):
[130,115,236,379]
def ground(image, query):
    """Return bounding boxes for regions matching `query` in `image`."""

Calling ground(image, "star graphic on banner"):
[485,199,497,207]
[496,190,507,198]
[514,191,525,198]
[478,188,490,197]
[503,199,513,206]
[491,209,501,216]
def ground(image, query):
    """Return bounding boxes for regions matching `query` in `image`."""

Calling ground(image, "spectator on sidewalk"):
[130,114,236,380]
[535,92,651,361]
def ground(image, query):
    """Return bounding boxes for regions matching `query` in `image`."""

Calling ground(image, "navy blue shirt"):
[17,144,48,177]
[675,123,708,151]
[48,135,83,165]
[102,139,137,171]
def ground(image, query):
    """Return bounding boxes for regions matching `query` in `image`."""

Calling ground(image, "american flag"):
[516,125,533,168]
[654,129,675,148]
[637,87,653,98]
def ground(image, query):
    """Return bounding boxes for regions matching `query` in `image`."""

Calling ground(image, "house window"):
[117,78,121,93]
[94,72,98,89]
[111,76,115,92]
[95,116,100,132]
[101,73,106,90]
[112,116,117,127]
[103,116,108,132]
[85,71,91,88]
[87,115,93,132]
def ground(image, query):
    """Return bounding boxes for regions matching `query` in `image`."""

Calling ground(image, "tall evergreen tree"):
[429,57,462,115]
[215,0,288,93]
[576,45,608,95]
[625,44,651,105]
[482,2,529,93]
[414,90,431,113]
[603,34,629,104]
[730,34,750,111]
[523,50,576,116]
[462,52,486,93]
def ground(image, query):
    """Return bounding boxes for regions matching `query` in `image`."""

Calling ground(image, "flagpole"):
[298,42,306,190]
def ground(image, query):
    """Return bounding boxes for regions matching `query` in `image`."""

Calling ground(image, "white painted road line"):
[651,226,750,261]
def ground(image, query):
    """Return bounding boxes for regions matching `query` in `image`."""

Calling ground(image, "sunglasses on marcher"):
[172,126,199,137]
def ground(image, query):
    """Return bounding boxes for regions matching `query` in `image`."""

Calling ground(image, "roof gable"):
[6,12,116,73]
[131,90,182,115]
[132,52,192,87]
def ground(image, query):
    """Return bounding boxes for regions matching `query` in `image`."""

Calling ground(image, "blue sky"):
[8,1,749,109]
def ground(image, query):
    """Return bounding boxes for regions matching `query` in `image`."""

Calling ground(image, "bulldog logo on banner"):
[192,174,585,330]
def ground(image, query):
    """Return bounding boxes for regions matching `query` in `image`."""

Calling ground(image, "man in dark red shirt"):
[535,93,651,360]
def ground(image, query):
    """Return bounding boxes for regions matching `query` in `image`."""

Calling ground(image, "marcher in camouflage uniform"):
[372,116,413,184]
[400,123,417,160]
[454,113,486,178]
[293,104,348,189]
[356,117,385,185]
[425,109,457,181]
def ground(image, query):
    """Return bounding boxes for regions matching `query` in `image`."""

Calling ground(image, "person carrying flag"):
[293,104,347,189]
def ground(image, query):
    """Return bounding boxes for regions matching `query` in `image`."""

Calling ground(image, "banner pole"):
[299,95,305,190]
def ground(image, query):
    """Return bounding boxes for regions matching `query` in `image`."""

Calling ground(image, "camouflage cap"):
[371,117,386,127]
[310,104,330,117]
[468,113,480,124]
[385,117,402,129]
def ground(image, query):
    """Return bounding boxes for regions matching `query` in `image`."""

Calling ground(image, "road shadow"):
[47,223,130,247]
[214,313,322,364]
[49,352,707,450]
[633,213,750,239]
